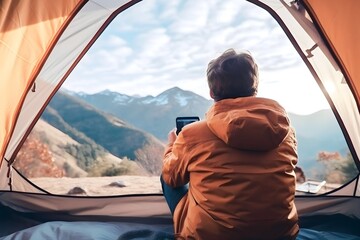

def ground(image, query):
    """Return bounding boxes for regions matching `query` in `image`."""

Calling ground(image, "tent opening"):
[10,0,358,197]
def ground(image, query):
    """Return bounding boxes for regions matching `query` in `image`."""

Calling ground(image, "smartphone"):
[176,116,200,135]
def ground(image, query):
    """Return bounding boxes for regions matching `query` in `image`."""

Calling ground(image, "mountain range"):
[15,87,350,180]
[70,87,213,141]
[71,87,349,172]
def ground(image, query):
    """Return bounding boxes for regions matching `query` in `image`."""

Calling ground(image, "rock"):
[67,186,87,195]
[108,181,126,188]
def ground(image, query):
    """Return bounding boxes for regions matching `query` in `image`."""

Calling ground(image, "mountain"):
[288,110,348,170]
[73,87,350,175]
[74,87,213,141]
[14,85,351,183]
[40,91,165,175]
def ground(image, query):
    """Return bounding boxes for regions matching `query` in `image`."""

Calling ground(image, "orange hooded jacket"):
[162,97,299,240]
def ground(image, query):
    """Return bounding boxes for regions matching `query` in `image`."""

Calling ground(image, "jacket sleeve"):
[162,132,190,187]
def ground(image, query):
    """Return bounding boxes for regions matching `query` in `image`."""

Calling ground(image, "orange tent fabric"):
[304,0,360,110]
[0,0,83,166]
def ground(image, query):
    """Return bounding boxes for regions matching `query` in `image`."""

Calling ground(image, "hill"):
[15,119,145,178]
[41,91,165,175]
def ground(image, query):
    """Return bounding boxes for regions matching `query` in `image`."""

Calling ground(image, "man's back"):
[161,49,299,240]
[163,97,298,239]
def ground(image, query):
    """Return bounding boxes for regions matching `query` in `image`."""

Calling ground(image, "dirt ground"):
[30,175,162,196]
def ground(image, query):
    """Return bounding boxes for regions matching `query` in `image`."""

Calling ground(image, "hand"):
[167,128,177,145]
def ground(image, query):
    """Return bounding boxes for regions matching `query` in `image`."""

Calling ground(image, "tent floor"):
[1,204,360,239]
[299,214,360,237]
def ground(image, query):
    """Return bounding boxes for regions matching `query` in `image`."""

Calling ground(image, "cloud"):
[67,0,294,88]
[169,1,210,34]
[64,0,327,114]
[112,1,159,32]
[212,1,245,25]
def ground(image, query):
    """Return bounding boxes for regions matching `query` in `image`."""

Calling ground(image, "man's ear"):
[210,89,215,100]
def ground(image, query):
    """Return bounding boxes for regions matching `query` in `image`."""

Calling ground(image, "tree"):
[317,151,358,184]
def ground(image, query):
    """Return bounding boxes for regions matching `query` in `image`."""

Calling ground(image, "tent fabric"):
[1,222,360,240]
[326,176,360,197]
[1,199,359,239]
[249,0,360,190]
[0,192,171,218]
[296,196,360,220]
[0,221,173,240]
[2,0,131,162]
[1,188,359,222]
[0,0,139,191]
[0,0,360,239]
[0,0,84,169]
[303,0,360,111]
[0,221,174,240]
[0,0,357,192]
[301,0,360,172]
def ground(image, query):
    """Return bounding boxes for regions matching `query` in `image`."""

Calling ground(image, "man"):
[161,49,299,240]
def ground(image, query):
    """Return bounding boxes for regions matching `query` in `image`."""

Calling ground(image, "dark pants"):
[160,175,188,215]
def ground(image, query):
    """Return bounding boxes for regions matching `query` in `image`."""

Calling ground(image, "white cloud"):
[212,1,243,25]
[136,28,171,62]
[64,0,329,115]
[107,35,128,47]
[113,0,159,31]
[157,0,182,21]
[169,1,210,34]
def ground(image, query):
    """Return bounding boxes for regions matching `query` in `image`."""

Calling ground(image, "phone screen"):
[176,116,200,135]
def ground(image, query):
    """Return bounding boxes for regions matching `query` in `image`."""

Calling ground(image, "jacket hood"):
[206,97,290,151]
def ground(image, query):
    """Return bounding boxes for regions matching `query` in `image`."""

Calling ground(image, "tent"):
[0,0,359,239]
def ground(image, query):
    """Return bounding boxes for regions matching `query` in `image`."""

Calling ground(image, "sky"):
[64,0,330,115]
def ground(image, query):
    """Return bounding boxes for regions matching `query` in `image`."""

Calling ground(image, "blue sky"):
[64,0,329,115]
